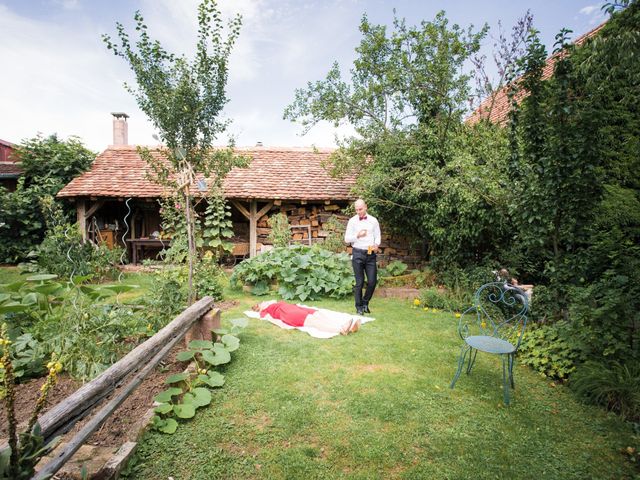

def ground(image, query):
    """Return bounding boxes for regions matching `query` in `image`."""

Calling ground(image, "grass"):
[129,292,639,480]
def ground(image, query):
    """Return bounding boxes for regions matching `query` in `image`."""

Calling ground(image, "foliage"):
[230,245,353,301]
[267,212,291,248]
[517,321,585,380]
[31,222,123,282]
[320,215,346,253]
[570,360,640,421]
[141,267,188,331]
[380,260,408,277]
[0,324,61,479]
[1,274,147,382]
[195,255,225,301]
[419,287,470,313]
[0,134,94,263]
[103,0,246,302]
[285,12,514,267]
[201,194,234,258]
[152,318,247,434]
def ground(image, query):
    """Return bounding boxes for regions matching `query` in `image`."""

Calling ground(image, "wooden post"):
[185,308,221,347]
[77,200,86,241]
[250,199,257,258]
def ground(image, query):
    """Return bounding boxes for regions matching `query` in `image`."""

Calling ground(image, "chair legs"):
[451,349,517,405]
[450,344,471,389]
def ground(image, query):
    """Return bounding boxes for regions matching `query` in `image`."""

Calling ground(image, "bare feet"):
[349,318,361,334]
[341,318,355,335]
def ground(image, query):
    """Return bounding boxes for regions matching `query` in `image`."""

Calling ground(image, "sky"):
[0,0,609,153]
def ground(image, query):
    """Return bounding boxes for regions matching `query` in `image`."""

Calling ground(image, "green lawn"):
[130,292,639,479]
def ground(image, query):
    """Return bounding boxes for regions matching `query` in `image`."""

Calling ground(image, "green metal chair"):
[450,282,529,405]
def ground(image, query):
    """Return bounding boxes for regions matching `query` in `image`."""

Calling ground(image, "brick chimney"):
[111,112,129,146]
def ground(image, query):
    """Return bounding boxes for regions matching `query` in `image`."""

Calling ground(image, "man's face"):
[355,201,367,218]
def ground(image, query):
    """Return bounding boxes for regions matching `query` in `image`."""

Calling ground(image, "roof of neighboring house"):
[0,139,21,179]
[466,23,605,126]
[57,145,357,201]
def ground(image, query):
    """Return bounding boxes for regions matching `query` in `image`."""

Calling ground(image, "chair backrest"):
[457,282,529,349]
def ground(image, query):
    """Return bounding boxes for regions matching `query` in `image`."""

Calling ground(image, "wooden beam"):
[84,200,104,220]
[230,199,250,220]
[249,199,257,257]
[256,201,274,219]
[77,200,86,241]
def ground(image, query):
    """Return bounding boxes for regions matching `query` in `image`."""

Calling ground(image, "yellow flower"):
[455,312,461,318]
[47,361,55,370]
[432,308,438,313]
[0,361,4,370]
[481,321,487,329]
[199,369,208,375]
[413,298,421,306]
[54,362,63,373]
[147,323,153,331]
[423,307,429,311]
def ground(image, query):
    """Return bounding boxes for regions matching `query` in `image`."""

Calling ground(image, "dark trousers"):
[352,249,377,308]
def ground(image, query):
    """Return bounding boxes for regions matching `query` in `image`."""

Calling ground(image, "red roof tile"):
[57,146,357,201]
[466,23,605,126]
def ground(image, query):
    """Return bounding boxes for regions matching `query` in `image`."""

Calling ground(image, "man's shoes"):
[356,307,364,315]
[362,305,371,314]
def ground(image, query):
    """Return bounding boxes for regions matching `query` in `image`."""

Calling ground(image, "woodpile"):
[250,201,421,266]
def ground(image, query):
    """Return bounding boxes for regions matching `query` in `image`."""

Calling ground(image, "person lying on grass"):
[252,300,361,335]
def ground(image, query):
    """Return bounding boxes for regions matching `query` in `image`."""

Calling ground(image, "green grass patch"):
[131,294,639,479]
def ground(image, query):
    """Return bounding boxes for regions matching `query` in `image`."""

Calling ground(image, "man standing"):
[344,199,381,315]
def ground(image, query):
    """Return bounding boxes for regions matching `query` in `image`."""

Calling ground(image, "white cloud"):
[52,0,80,11]
[579,3,606,24]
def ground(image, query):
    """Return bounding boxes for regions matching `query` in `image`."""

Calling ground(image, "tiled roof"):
[57,145,357,201]
[466,23,605,126]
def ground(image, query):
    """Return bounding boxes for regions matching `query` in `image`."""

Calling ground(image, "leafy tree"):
[285,13,512,267]
[103,0,246,302]
[0,135,94,263]
[509,1,639,368]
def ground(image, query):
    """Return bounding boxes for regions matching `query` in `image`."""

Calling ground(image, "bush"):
[570,361,640,421]
[320,215,347,253]
[419,287,471,313]
[517,321,586,380]
[195,256,225,301]
[267,213,291,248]
[32,223,122,281]
[230,245,353,301]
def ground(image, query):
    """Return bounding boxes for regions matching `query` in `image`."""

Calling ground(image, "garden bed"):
[1,299,239,478]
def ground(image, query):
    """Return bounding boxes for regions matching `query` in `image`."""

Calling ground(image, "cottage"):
[57,115,419,265]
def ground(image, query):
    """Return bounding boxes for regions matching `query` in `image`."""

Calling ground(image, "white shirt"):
[344,214,381,250]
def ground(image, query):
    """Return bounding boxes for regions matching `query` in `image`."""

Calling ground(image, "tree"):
[0,135,94,263]
[103,0,246,303]
[285,12,512,267]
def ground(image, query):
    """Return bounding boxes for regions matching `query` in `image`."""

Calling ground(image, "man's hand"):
[357,229,367,238]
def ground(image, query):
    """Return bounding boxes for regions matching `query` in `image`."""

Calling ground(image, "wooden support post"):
[77,200,87,241]
[250,199,257,258]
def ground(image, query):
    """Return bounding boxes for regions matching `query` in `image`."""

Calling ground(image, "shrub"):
[570,361,640,421]
[321,215,347,253]
[267,213,291,248]
[195,256,225,301]
[517,321,585,380]
[230,245,353,301]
